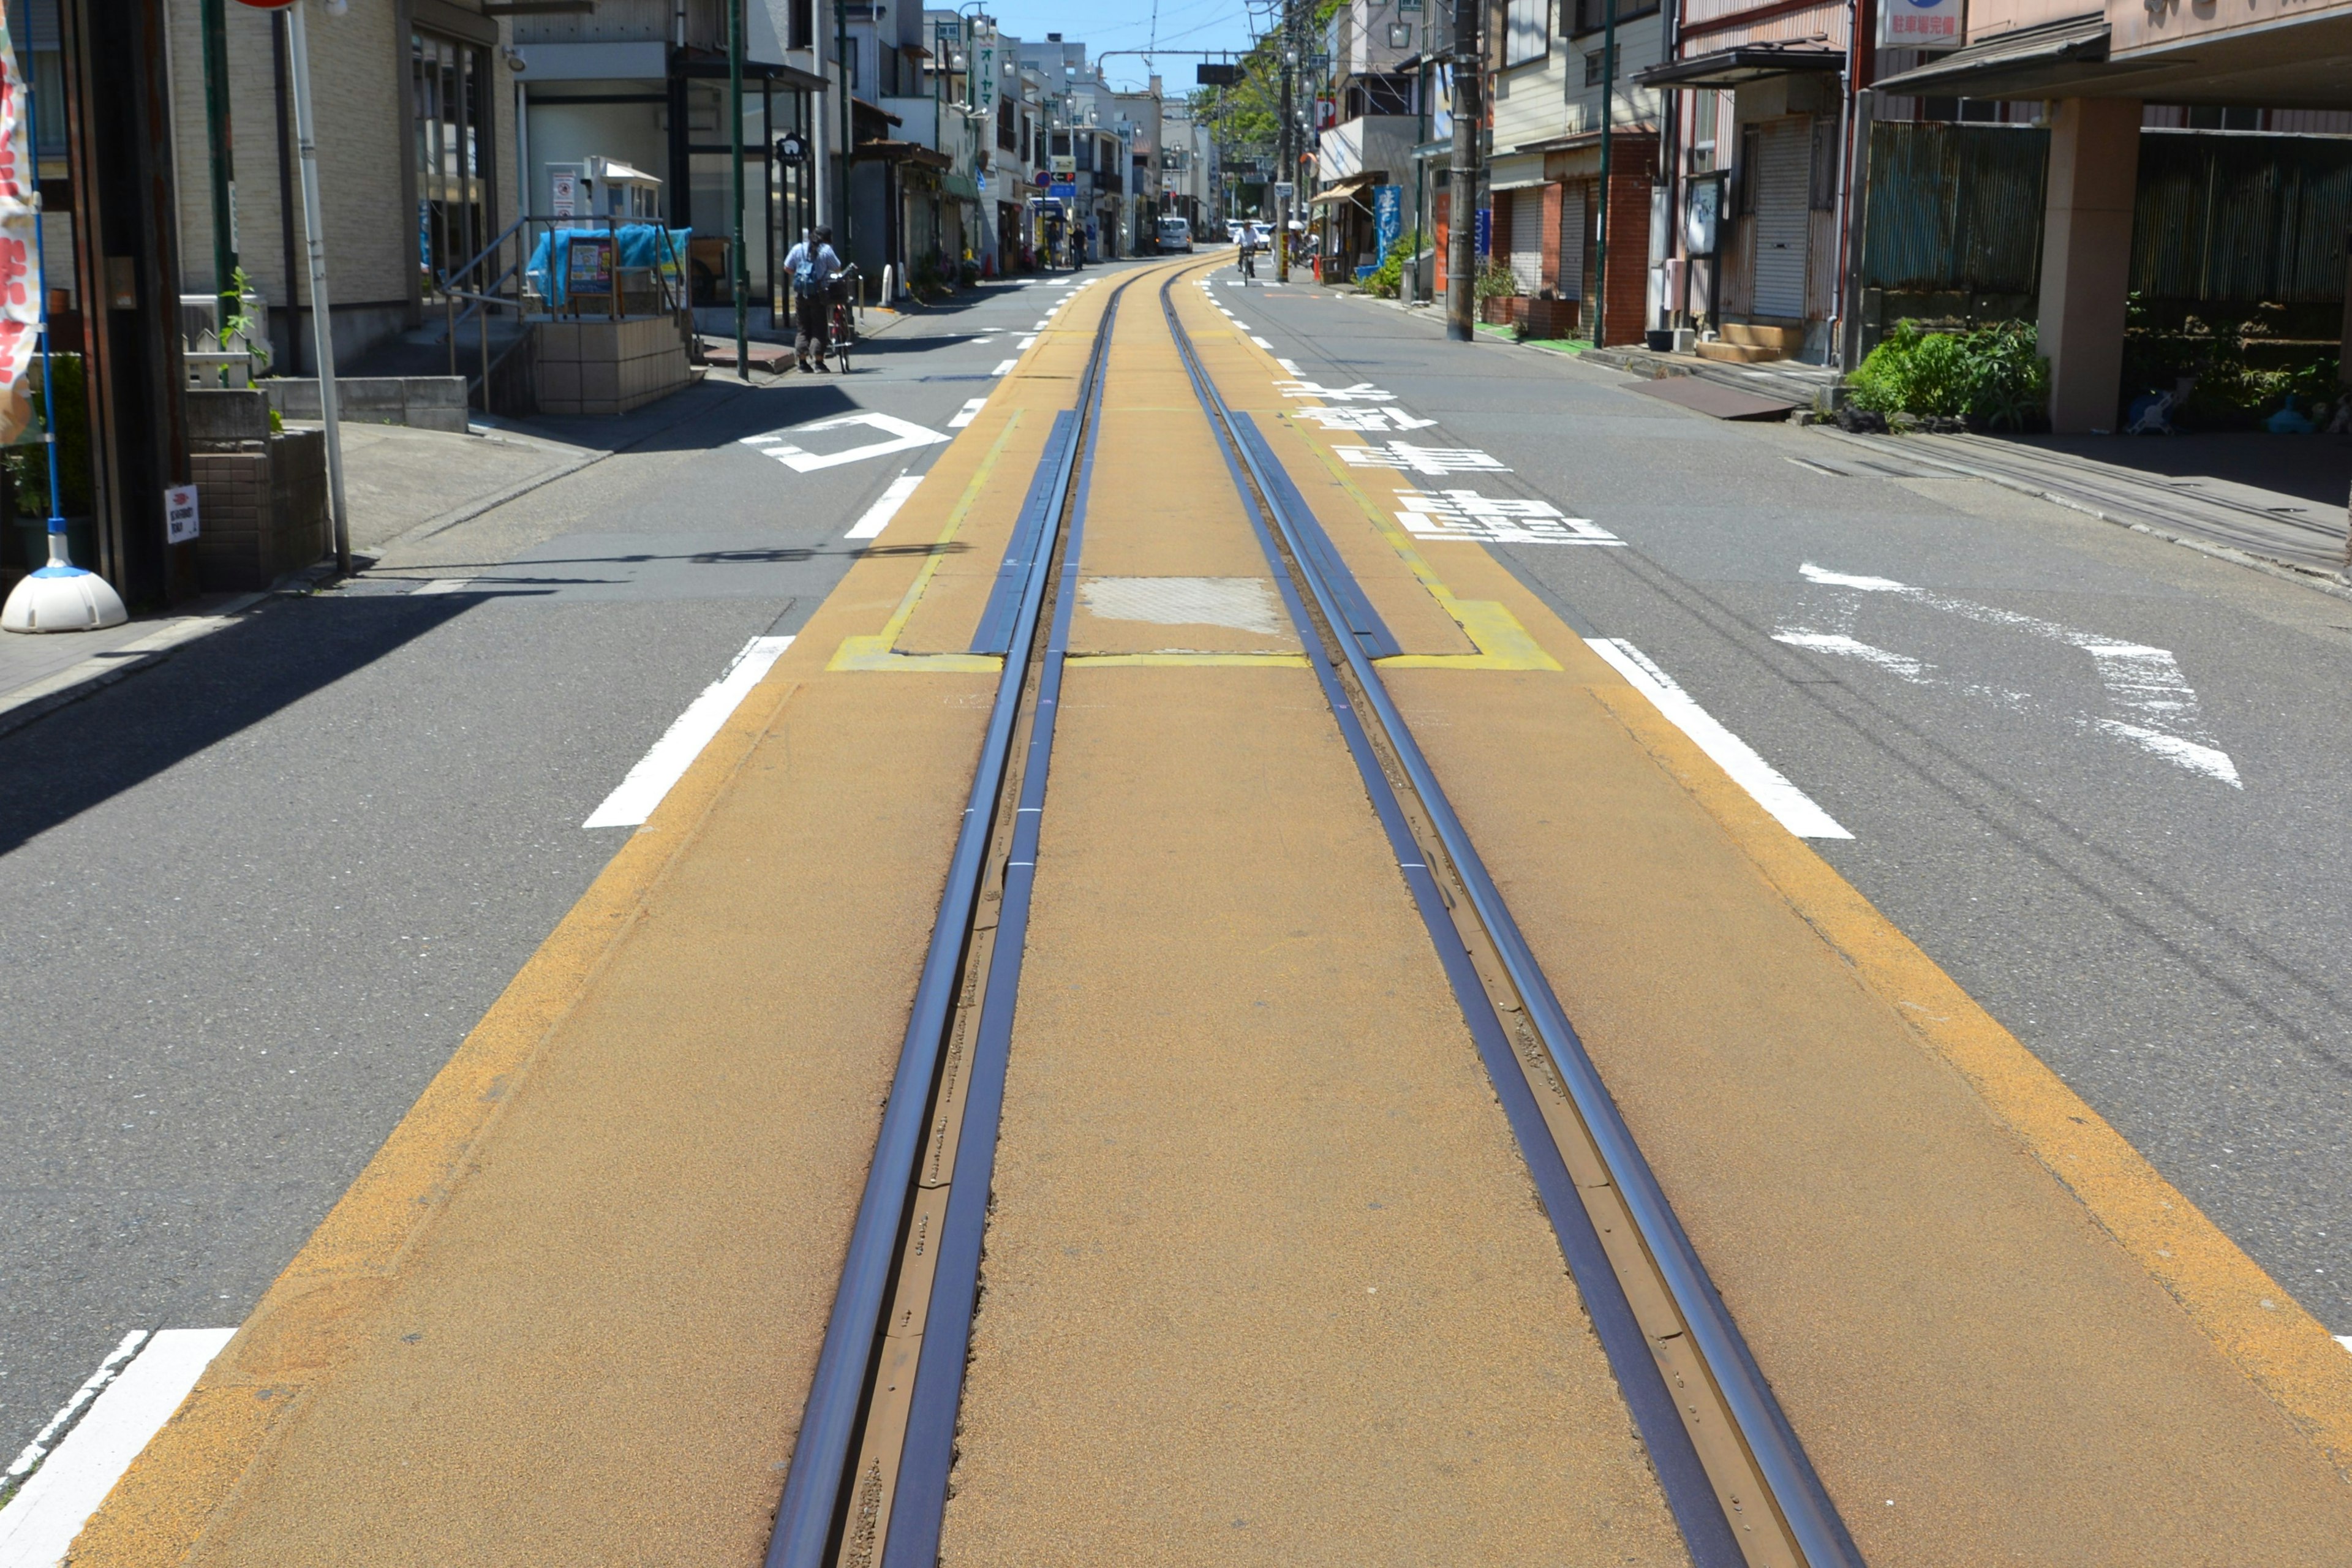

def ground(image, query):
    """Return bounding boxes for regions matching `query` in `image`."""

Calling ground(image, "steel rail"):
[762,268,1143,1568]
[1157,265,1866,1568]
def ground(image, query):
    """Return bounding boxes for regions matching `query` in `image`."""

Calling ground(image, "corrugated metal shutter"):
[1559,184,1586,298]
[1861,122,2048,294]
[1509,189,1544,294]
[1752,120,1810,318]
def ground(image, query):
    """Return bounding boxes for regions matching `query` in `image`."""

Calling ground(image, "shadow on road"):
[0,595,477,858]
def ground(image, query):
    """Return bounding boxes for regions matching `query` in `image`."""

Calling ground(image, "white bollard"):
[880,263,895,307]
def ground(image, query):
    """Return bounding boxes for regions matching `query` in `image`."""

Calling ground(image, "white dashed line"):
[949,397,987,428]
[992,358,1017,375]
[1585,638,1852,841]
[846,473,924,539]
[0,1329,236,1568]
[583,636,796,829]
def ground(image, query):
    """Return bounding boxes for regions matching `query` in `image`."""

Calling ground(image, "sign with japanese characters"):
[1879,0,1963,49]
[0,10,39,448]
[165,484,201,543]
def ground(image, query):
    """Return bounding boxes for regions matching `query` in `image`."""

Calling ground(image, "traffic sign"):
[1033,169,1051,188]
[1049,182,1078,203]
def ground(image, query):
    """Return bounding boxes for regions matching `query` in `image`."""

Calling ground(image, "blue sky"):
[978,0,1267,91]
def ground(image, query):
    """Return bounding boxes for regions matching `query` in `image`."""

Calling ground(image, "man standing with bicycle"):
[785,226,845,373]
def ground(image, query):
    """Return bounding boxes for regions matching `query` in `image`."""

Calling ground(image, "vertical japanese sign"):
[1373,184,1403,257]
[0,13,42,447]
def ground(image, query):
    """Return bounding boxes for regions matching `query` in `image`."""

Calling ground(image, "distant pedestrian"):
[784,227,843,372]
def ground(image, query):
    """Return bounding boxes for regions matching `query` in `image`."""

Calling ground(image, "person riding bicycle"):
[785,226,844,372]
[1237,224,1259,281]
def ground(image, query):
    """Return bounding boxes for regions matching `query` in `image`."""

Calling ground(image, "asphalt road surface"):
[0,268,1123,1464]
[1226,267,2352,1335]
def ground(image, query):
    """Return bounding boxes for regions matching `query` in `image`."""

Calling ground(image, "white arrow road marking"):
[740,412,948,472]
[1588,639,1852,840]
[1785,562,2241,786]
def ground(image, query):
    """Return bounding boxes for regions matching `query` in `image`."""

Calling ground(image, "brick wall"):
[1595,141,1658,347]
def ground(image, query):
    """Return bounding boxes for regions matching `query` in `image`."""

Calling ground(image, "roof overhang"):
[1878,7,2352,107]
[850,140,954,168]
[1308,172,1383,205]
[1871,12,2122,100]
[1638,44,1845,89]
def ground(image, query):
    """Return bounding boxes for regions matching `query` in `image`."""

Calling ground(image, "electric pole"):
[1276,9,1295,283]
[1446,0,1481,340]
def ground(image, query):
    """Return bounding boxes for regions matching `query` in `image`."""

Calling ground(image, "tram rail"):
[763,256,1864,1568]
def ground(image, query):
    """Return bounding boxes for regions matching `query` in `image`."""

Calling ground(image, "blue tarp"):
[525,225,692,307]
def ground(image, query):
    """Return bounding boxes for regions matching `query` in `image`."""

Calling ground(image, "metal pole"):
[731,0,748,379]
[1594,0,1619,347]
[1276,13,1292,282]
[286,0,349,575]
[1446,0,1480,340]
[835,0,854,254]
[198,0,237,339]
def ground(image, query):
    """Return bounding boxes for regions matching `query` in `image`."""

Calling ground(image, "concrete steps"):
[1697,322,1805,364]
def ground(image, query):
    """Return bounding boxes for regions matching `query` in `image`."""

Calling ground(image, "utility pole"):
[198,0,238,333]
[1446,0,1481,340]
[285,0,349,575]
[1594,0,1619,347]
[1276,9,1294,282]
[730,0,748,379]
[835,0,854,258]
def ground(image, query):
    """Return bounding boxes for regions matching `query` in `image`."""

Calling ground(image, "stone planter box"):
[185,388,328,589]
[533,317,694,417]
[1481,296,1581,337]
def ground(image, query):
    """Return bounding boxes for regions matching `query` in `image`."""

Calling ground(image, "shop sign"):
[165,485,200,544]
[0,8,37,446]
[777,132,809,164]
[551,168,578,217]
[1879,0,1963,48]
[1684,175,1722,257]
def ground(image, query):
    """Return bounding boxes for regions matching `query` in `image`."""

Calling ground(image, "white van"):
[1155,216,1194,254]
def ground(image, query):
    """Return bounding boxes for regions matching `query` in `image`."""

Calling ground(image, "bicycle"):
[1238,244,1257,284]
[827,265,861,374]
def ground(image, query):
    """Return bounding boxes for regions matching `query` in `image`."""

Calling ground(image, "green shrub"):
[1846,319,2048,429]
[1362,228,1425,299]
[1474,258,1516,303]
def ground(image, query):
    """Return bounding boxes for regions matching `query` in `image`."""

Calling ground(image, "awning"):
[1637,43,1845,89]
[1873,12,2122,100]
[1487,152,1547,190]
[1308,172,1381,206]
[941,172,981,202]
[850,140,954,169]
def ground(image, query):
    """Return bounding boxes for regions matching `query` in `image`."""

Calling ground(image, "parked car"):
[1155,216,1194,254]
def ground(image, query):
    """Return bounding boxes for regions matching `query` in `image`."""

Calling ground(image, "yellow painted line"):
[829,412,1022,673]
[1066,651,1310,668]
[1583,677,2352,1477]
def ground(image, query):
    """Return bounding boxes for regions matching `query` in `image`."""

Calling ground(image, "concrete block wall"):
[189,428,326,590]
[263,378,470,434]
[533,317,695,417]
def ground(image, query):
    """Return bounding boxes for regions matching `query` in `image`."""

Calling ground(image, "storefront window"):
[413,30,491,290]
[1690,90,1717,174]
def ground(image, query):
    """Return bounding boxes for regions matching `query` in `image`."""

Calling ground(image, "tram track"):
[764,257,1863,1568]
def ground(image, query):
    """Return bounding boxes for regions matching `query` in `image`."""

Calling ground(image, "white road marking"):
[2337,1334,2352,1355]
[1031,320,1050,329]
[2,1334,146,1502]
[948,397,987,428]
[1251,336,1273,348]
[1793,562,2241,787]
[1276,379,1394,402]
[1292,405,1439,432]
[1277,358,1301,374]
[412,578,475,595]
[1018,335,1038,349]
[0,1329,236,1568]
[1395,489,1622,545]
[1336,442,1508,475]
[583,636,795,829]
[745,412,948,473]
[992,358,1017,375]
[1586,638,1853,841]
[1772,630,1931,682]
[847,475,924,540]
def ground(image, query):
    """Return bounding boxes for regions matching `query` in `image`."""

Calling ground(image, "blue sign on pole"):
[1049,182,1078,203]
[1474,205,1491,258]
[1371,184,1403,257]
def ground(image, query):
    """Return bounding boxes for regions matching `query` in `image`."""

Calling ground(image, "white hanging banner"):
[1880,0,1966,50]
[0,13,42,448]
